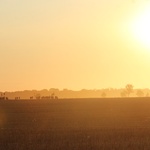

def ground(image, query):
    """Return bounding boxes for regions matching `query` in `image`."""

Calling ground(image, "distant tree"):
[15,97,19,100]
[125,84,134,97]
[136,90,144,97]
[35,94,41,100]
[51,93,55,99]
[120,90,127,97]
[0,93,6,100]
[146,93,149,97]
[101,92,106,98]
[30,96,33,100]
[55,96,58,99]
[49,88,59,92]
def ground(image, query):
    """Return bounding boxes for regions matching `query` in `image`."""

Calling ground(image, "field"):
[1,98,150,150]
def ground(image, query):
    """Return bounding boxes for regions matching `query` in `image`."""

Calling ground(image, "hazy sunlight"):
[131,2,150,49]
[1,0,150,91]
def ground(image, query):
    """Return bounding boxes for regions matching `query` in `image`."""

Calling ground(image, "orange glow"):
[0,0,150,91]
[130,2,150,49]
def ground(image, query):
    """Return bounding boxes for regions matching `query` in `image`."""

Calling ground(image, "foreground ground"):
[1,98,150,150]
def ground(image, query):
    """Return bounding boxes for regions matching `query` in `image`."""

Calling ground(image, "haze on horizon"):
[0,0,150,91]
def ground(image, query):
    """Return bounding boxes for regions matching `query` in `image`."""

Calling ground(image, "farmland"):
[1,98,150,150]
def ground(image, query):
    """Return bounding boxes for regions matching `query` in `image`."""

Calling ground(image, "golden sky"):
[0,0,150,91]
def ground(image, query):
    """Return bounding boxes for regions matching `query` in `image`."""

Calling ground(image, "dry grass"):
[0,98,150,150]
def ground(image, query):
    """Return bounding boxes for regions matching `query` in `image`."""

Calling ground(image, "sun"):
[131,3,150,48]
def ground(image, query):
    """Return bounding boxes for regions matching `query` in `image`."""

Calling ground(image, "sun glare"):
[131,3,150,49]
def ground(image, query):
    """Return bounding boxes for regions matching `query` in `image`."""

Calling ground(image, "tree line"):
[0,85,149,100]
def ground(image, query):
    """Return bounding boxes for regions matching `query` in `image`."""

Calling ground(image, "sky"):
[0,0,150,91]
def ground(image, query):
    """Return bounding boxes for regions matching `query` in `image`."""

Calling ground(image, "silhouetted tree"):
[136,90,144,97]
[125,84,133,97]
[30,96,33,100]
[51,93,55,99]
[35,94,41,100]
[120,90,127,97]
[55,96,58,99]
[101,92,106,98]
[15,97,20,100]
[146,93,149,97]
